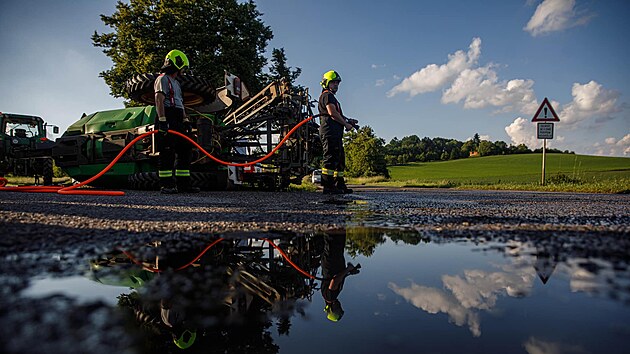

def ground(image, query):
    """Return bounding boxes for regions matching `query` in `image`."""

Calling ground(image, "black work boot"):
[177,176,200,193]
[160,176,178,194]
[336,177,353,194]
[322,174,343,195]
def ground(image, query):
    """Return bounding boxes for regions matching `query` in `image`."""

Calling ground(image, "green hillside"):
[378,154,630,193]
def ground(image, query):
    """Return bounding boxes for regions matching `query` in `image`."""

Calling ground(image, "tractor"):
[0,112,59,186]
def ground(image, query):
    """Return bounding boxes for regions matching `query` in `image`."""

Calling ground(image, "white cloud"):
[371,64,386,69]
[558,81,621,129]
[375,79,386,87]
[591,133,630,156]
[505,117,539,148]
[389,282,481,336]
[443,267,534,310]
[388,37,538,114]
[524,0,593,37]
[387,37,481,97]
[389,254,536,338]
[442,66,538,114]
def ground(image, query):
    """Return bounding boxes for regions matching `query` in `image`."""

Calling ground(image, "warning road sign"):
[532,97,560,122]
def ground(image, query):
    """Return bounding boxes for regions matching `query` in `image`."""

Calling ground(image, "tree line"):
[383,132,574,165]
[342,129,575,178]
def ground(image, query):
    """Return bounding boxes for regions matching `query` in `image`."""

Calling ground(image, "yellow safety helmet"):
[163,49,189,71]
[173,329,196,349]
[324,301,344,322]
[320,70,342,89]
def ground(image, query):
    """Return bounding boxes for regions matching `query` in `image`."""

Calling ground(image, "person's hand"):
[183,121,194,134]
[157,119,169,135]
[348,118,359,129]
[345,122,354,131]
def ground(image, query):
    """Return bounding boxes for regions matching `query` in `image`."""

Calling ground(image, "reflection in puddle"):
[19,227,630,353]
[86,231,361,351]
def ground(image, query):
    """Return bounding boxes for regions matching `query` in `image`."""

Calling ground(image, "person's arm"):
[155,93,166,120]
[326,103,354,131]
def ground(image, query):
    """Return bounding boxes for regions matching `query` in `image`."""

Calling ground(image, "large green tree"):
[267,48,302,89]
[343,126,389,178]
[92,0,273,99]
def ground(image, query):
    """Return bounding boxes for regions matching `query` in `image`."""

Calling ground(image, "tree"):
[478,140,496,156]
[472,133,481,149]
[92,0,274,100]
[268,48,302,89]
[343,126,390,178]
[461,140,476,156]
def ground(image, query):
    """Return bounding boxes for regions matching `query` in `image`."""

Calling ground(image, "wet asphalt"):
[0,187,628,353]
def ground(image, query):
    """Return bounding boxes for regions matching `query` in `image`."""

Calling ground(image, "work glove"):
[157,118,169,135]
[182,120,194,134]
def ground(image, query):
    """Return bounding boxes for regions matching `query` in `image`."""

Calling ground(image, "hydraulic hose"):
[0,115,319,196]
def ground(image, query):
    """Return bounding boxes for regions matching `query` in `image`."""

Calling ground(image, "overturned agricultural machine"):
[52,72,321,190]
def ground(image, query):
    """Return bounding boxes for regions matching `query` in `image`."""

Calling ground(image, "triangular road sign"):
[532,97,560,122]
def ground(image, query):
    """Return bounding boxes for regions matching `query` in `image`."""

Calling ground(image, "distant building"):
[469,151,479,157]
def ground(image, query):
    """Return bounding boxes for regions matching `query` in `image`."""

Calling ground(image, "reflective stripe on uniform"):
[175,169,190,177]
[159,170,173,178]
[321,168,335,176]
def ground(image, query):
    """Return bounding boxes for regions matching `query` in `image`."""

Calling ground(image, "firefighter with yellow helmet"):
[318,70,359,194]
[154,49,200,194]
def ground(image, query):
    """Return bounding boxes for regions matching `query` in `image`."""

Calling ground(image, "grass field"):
[352,154,630,193]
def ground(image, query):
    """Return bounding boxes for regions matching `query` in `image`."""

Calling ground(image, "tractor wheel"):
[190,172,216,190]
[128,172,160,190]
[43,158,54,186]
[125,73,215,107]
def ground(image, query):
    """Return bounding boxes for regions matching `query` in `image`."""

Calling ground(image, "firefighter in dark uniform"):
[154,49,199,194]
[320,230,361,322]
[318,70,359,194]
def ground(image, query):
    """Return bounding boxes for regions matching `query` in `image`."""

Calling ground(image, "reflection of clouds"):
[559,258,617,294]
[523,337,588,354]
[389,282,481,337]
[389,247,536,337]
[443,266,535,310]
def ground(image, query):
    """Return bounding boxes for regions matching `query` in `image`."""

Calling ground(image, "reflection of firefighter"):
[318,70,359,194]
[154,49,200,194]
[321,231,361,322]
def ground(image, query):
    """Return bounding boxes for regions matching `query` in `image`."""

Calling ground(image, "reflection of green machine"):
[0,112,59,185]
[52,73,321,190]
[89,254,156,289]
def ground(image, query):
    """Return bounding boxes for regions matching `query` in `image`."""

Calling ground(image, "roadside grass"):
[349,154,630,193]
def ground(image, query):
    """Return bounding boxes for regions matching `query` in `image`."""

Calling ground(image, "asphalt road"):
[0,187,628,353]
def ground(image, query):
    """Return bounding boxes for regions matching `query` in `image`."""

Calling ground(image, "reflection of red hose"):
[262,238,320,280]
[120,237,225,273]
[120,237,322,280]
[0,115,317,196]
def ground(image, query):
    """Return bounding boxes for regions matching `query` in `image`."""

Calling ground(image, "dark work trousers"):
[321,232,347,302]
[158,107,192,188]
[321,132,345,175]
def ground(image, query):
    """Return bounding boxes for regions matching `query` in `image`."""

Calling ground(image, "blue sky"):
[1,0,629,156]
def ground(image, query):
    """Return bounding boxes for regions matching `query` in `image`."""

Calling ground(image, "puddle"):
[18,228,630,353]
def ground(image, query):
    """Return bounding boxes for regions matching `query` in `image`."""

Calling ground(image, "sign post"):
[532,98,559,186]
